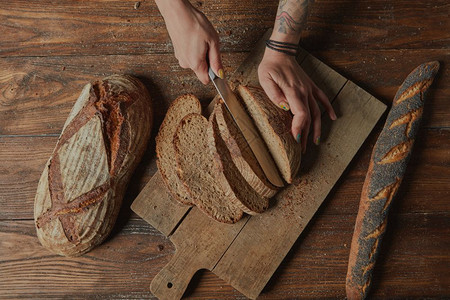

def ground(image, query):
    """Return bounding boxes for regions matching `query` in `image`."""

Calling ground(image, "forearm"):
[154,0,222,84]
[155,0,189,19]
[272,0,313,43]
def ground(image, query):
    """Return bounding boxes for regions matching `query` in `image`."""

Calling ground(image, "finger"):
[301,116,311,154]
[291,113,304,143]
[310,96,321,146]
[179,61,189,69]
[287,87,310,153]
[259,75,290,111]
[193,58,210,85]
[208,39,224,79]
[285,87,309,144]
[313,86,337,120]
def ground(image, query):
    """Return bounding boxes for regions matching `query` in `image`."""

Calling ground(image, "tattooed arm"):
[275,0,308,39]
[258,0,336,152]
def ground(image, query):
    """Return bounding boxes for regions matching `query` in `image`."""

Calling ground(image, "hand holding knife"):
[208,68,284,187]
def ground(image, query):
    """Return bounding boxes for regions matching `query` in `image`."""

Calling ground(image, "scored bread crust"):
[209,109,270,215]
[173,113,243,224]
[34,75,152,256]
[346,61,440,299]
[214,101,278,198]
[156,94,202,205]
[237,85,301,183]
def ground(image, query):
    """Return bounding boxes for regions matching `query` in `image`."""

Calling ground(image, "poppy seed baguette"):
[346,61,440,300]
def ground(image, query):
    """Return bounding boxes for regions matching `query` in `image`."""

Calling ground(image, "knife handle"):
[233,108,284,188]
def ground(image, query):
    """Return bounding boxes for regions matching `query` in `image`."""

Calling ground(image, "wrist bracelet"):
[265,39,299,56]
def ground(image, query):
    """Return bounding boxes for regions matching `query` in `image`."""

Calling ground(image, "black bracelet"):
[267,39,299,49]
[265,39,299,56]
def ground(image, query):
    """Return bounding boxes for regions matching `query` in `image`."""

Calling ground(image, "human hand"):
[258,48,337,153]
[156,0,224,84]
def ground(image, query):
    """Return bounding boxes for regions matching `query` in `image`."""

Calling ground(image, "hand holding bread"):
[258,50,337,152]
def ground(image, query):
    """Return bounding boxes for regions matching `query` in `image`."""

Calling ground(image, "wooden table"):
[1,0,448,298]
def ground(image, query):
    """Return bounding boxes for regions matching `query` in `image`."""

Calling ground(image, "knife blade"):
[208,68,284,187]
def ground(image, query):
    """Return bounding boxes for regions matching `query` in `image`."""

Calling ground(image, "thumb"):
[259,75,290,111]
[208,40,224,79]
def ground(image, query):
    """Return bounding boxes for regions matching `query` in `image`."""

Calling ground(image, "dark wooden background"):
[1,0,449,298]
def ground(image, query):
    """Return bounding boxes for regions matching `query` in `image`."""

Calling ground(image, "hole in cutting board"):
[167,282,173,289]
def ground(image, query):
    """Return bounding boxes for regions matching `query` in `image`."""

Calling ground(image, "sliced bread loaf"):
[174,113,243,223]
[214,101,278,198]
[237,85,301,183]
[209,110,270,214]
[156,94,201,205]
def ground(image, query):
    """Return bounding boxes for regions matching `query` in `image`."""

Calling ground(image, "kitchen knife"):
[208,68,284,187]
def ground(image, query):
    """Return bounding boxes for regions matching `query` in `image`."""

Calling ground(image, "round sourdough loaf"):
[34,75,153,257]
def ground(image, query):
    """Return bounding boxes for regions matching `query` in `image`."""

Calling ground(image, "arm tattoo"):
[275,0,312,35]
[276,11,302,33]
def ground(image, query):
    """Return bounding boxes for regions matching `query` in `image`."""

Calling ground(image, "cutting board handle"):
[150,249,199,300]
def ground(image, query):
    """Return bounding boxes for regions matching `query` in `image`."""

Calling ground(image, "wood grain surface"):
[1,0,449,298]
[212,79,385,299]
[132,30,386,299]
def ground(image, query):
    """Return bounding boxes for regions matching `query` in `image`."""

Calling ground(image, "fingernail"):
[331,112,337,120]
[279,101,290,111]
[315,136,321,145]
[218,69,225,79]
[296,133,301,144]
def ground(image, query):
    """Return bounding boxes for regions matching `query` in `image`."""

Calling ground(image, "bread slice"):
[237,85,301,183]
[156,94,201,205]
[214,101,278,198]
[174,113,243,223]
[209,110,270,214]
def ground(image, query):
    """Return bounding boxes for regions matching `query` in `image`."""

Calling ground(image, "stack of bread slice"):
[156,85,301,223]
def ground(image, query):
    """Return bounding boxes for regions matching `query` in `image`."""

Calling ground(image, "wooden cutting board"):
[131,29,386,299]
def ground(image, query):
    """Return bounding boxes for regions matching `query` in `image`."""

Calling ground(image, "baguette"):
[34,75,152,256]
[346,61,440,299]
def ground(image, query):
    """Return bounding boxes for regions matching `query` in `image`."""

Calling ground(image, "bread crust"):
[346,61,440,299]
[209,109,270,215]
[34,75,152,257]
[173,113,243,224]
[237,85,300,183]
[214,101,278,198]
[155,94,201,205]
